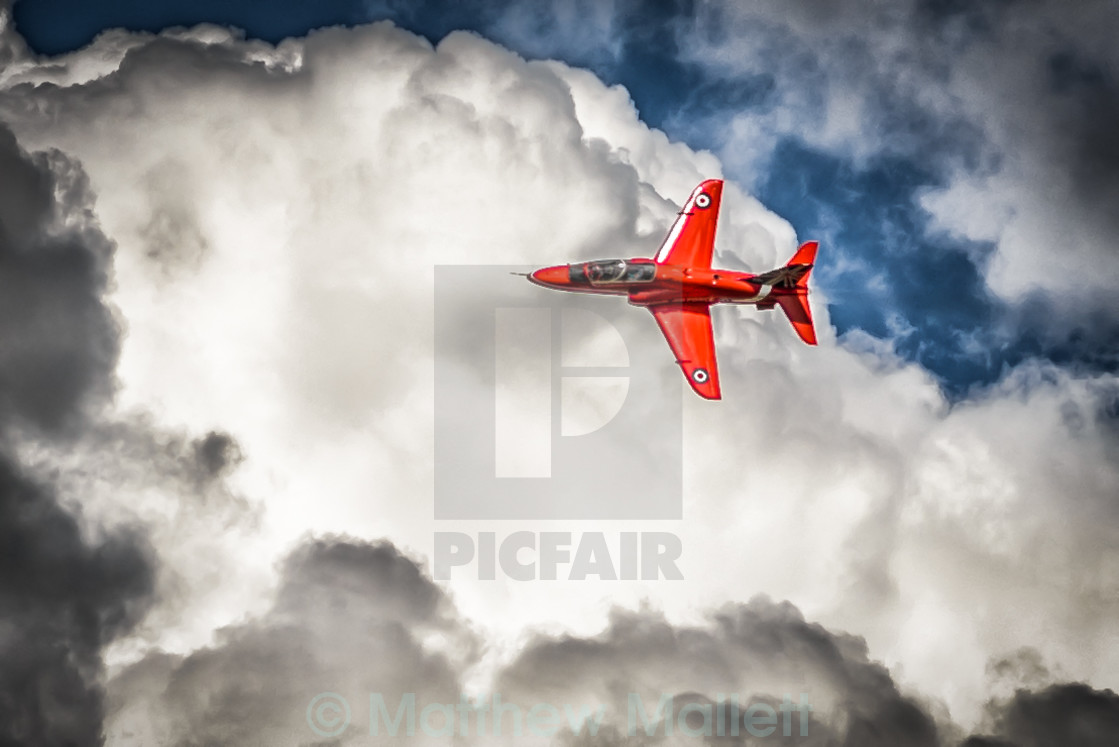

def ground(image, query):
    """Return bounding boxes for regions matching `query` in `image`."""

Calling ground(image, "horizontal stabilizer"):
[750,241,818,288]
[777,294,817,345]
[750,262,812,288]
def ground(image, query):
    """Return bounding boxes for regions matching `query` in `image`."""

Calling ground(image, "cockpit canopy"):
[577,259,656,284]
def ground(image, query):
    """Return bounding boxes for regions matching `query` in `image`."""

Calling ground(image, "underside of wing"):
[649,302,721,400]
[654,179,724,269]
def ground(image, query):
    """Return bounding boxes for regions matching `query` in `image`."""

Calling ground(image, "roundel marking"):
[694,192,712,209]
[692,368,709,384]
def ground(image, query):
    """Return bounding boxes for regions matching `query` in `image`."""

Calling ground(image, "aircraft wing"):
[649,302,721,400]
[654,179,724,268]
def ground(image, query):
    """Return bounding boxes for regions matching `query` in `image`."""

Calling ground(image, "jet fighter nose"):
[529,265,569,287]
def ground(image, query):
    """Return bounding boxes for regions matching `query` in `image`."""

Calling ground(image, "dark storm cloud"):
[0,453,156,746]
[0,122,119,435]
[192,430,242,479]
[1046,50,1119,196]
[273,537,454,625]
[106,537,473,745]
[498,597,941,746]
[111,533,1119,745]
[107,539,939,745]
[965,683,1119,747]
[0,119,160,745]
[0,112,261,744]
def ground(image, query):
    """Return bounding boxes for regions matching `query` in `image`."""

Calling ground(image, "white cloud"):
[675,0,1119,305]
[2,11,1118,736]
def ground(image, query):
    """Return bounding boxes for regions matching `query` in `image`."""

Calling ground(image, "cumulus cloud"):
[498,596,943,746]
[673,0,1119,310]
[0,453,156,746]
[1,5,1118,744]
[0,18,263,745]
[104,533,1119,746]
[965,683,1119,747]
[106,534,943,746]
[0,114,157,745]
[106,537,473,745]
[317,0,1119,386]
[0,122,119,434]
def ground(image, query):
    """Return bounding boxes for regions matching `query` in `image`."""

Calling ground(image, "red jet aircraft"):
[528,179,817,399]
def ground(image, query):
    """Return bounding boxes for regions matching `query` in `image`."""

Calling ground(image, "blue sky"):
[11,0,1119,396]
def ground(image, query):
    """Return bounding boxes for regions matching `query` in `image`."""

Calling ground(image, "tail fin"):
[776,241,817,345]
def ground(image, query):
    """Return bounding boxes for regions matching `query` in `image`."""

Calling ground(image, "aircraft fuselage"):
[528,258,807,308]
